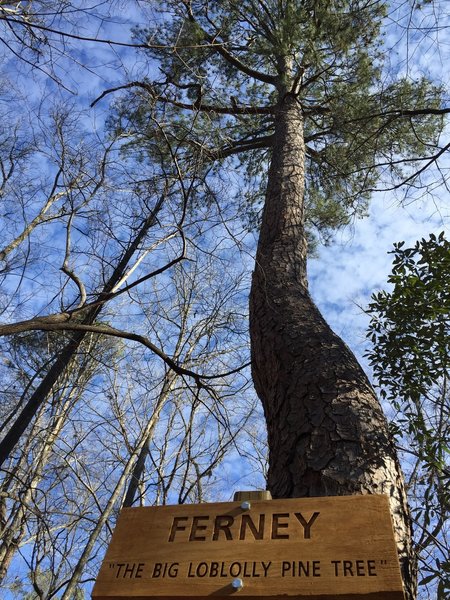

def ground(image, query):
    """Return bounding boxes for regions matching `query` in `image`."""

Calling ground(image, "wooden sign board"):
[92,495,405,600]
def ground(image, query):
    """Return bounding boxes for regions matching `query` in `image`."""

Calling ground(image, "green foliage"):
[367,232,450,408]
[114,0,445,247]
[366,233,450,597]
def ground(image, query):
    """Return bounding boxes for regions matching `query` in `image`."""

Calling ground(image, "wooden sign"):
[92,495,405,599]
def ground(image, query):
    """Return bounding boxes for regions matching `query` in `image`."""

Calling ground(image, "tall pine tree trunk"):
[249,91,416,598]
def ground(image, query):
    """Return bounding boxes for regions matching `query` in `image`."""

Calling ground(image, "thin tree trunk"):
[0,332,102,583]
[0,333,86,467]
[249,92,416,598]
[122,372,177,507]
[60,395,172,600]
[0,384,76,582]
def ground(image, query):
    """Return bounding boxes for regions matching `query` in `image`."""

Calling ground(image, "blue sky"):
[1,1,449,598]
[310,190,450,368]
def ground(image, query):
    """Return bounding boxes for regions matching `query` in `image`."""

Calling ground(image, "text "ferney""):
[168,512,320,542]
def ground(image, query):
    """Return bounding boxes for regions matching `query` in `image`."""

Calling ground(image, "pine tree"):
[98,2,450,597]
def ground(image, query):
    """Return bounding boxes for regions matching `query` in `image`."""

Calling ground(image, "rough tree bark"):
[249,90,415,598]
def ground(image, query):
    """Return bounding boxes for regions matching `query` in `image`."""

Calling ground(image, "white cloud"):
[310,191,450,369]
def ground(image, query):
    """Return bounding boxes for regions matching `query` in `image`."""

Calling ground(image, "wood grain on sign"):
[92,495,405,600]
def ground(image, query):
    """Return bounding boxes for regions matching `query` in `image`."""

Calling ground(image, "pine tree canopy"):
[105,0,445,246]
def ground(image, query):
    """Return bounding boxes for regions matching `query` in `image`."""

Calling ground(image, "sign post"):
[92,494,405,599]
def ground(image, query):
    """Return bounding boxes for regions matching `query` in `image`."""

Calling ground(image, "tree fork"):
[249,92,416,598]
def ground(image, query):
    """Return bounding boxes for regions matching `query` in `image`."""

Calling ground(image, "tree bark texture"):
[249,93,415,598]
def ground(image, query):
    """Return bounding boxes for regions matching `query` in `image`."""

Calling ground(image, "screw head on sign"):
[240,501,251,510]
[232,578,244,591]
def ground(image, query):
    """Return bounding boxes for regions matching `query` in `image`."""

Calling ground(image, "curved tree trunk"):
[249,92,416,598]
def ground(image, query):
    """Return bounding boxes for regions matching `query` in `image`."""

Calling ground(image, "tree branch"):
[181,1,277,85]
[0,317,250,382]
[204,134,274,160]
[349,106,450,124]
[91,80,274,116]
[0,15,220,51]
[61,212,87,309]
